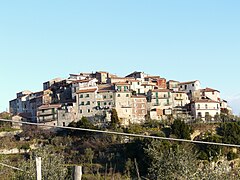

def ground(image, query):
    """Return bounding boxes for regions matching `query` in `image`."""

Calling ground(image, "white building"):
[71,78,98,100]
[179,80,201,100]
[201,87,220,102]
[126,79,145,94]
[191,99,220,121]
[172,91,190,107]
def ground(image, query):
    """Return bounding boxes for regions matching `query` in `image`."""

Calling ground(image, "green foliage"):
[83,148,94,165]
[125,124,145,134]
[197,134,222,161]
[171,119,191,139]
[214,114,221,121]
[15,145,68,180]
[227,151,238,161]
[110,109,120,128]
[205,114,212,122]
[145,141,198,180]
[77,116,95,129]
[218,122,240,144]
[67,116,96,136]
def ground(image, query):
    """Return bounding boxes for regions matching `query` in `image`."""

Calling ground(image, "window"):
[217,104,219,109]
[192,84,194,87]
[212,92,214,95]
[80,94,83,98]
[126,94,129,97]
[117,86,121,91]
[81,102,84,105]
[110,95,113,98]
[205,104,208,109]
[124,86,128,91]
[86,94,90,98]
[88,109,91,113]
[197,112,202,118]
[185,85,187,89]
[80,109,82,113]
[109,102,111,105]
[63,122,66,127]
[104,102,107,105]
[86,101,90,105]
[117,94,121,97]
[103,95,107,99]
[198,104,200,109]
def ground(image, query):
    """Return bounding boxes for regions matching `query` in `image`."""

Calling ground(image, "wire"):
[1,118,240,148]
[0,162,24,172]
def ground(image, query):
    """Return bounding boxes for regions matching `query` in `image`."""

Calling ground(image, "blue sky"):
[0,1,240,114]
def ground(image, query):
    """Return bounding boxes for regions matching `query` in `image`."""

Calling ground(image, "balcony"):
[175,97,184,100]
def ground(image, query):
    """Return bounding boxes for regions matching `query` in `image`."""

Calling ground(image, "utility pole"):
[74,165,82,180]
[36,157,42,180]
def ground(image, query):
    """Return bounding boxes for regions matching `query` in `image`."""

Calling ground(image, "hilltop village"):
[9,71,232,127]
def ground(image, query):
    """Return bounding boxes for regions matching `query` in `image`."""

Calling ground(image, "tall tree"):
[111,109,120,127]
[171,119,191,139]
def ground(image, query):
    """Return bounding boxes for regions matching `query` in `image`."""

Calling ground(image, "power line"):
[1,118,240,148]
[0,162,24,172]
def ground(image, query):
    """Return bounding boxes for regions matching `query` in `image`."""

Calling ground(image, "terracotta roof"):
[168,80,179,83]
[38,104,62,110]
[201,87,220,93]
[76,88,98,93]
[152,89,171,92]
[98,90,115,93]
[127,79,140,83]
[179,80,199,85]
[98,84,113,90]
[141,84,155,86]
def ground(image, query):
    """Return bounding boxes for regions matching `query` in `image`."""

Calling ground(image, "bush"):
[227,151,238,161]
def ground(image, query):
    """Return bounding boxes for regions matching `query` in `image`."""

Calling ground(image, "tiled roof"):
[201,87,220,93]
[141,83,155,86]
[168,80,179,83]
[179,80,199,85]
[77,88,98,93]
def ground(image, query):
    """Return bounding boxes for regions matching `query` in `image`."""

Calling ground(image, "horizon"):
[1,1,240,114]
